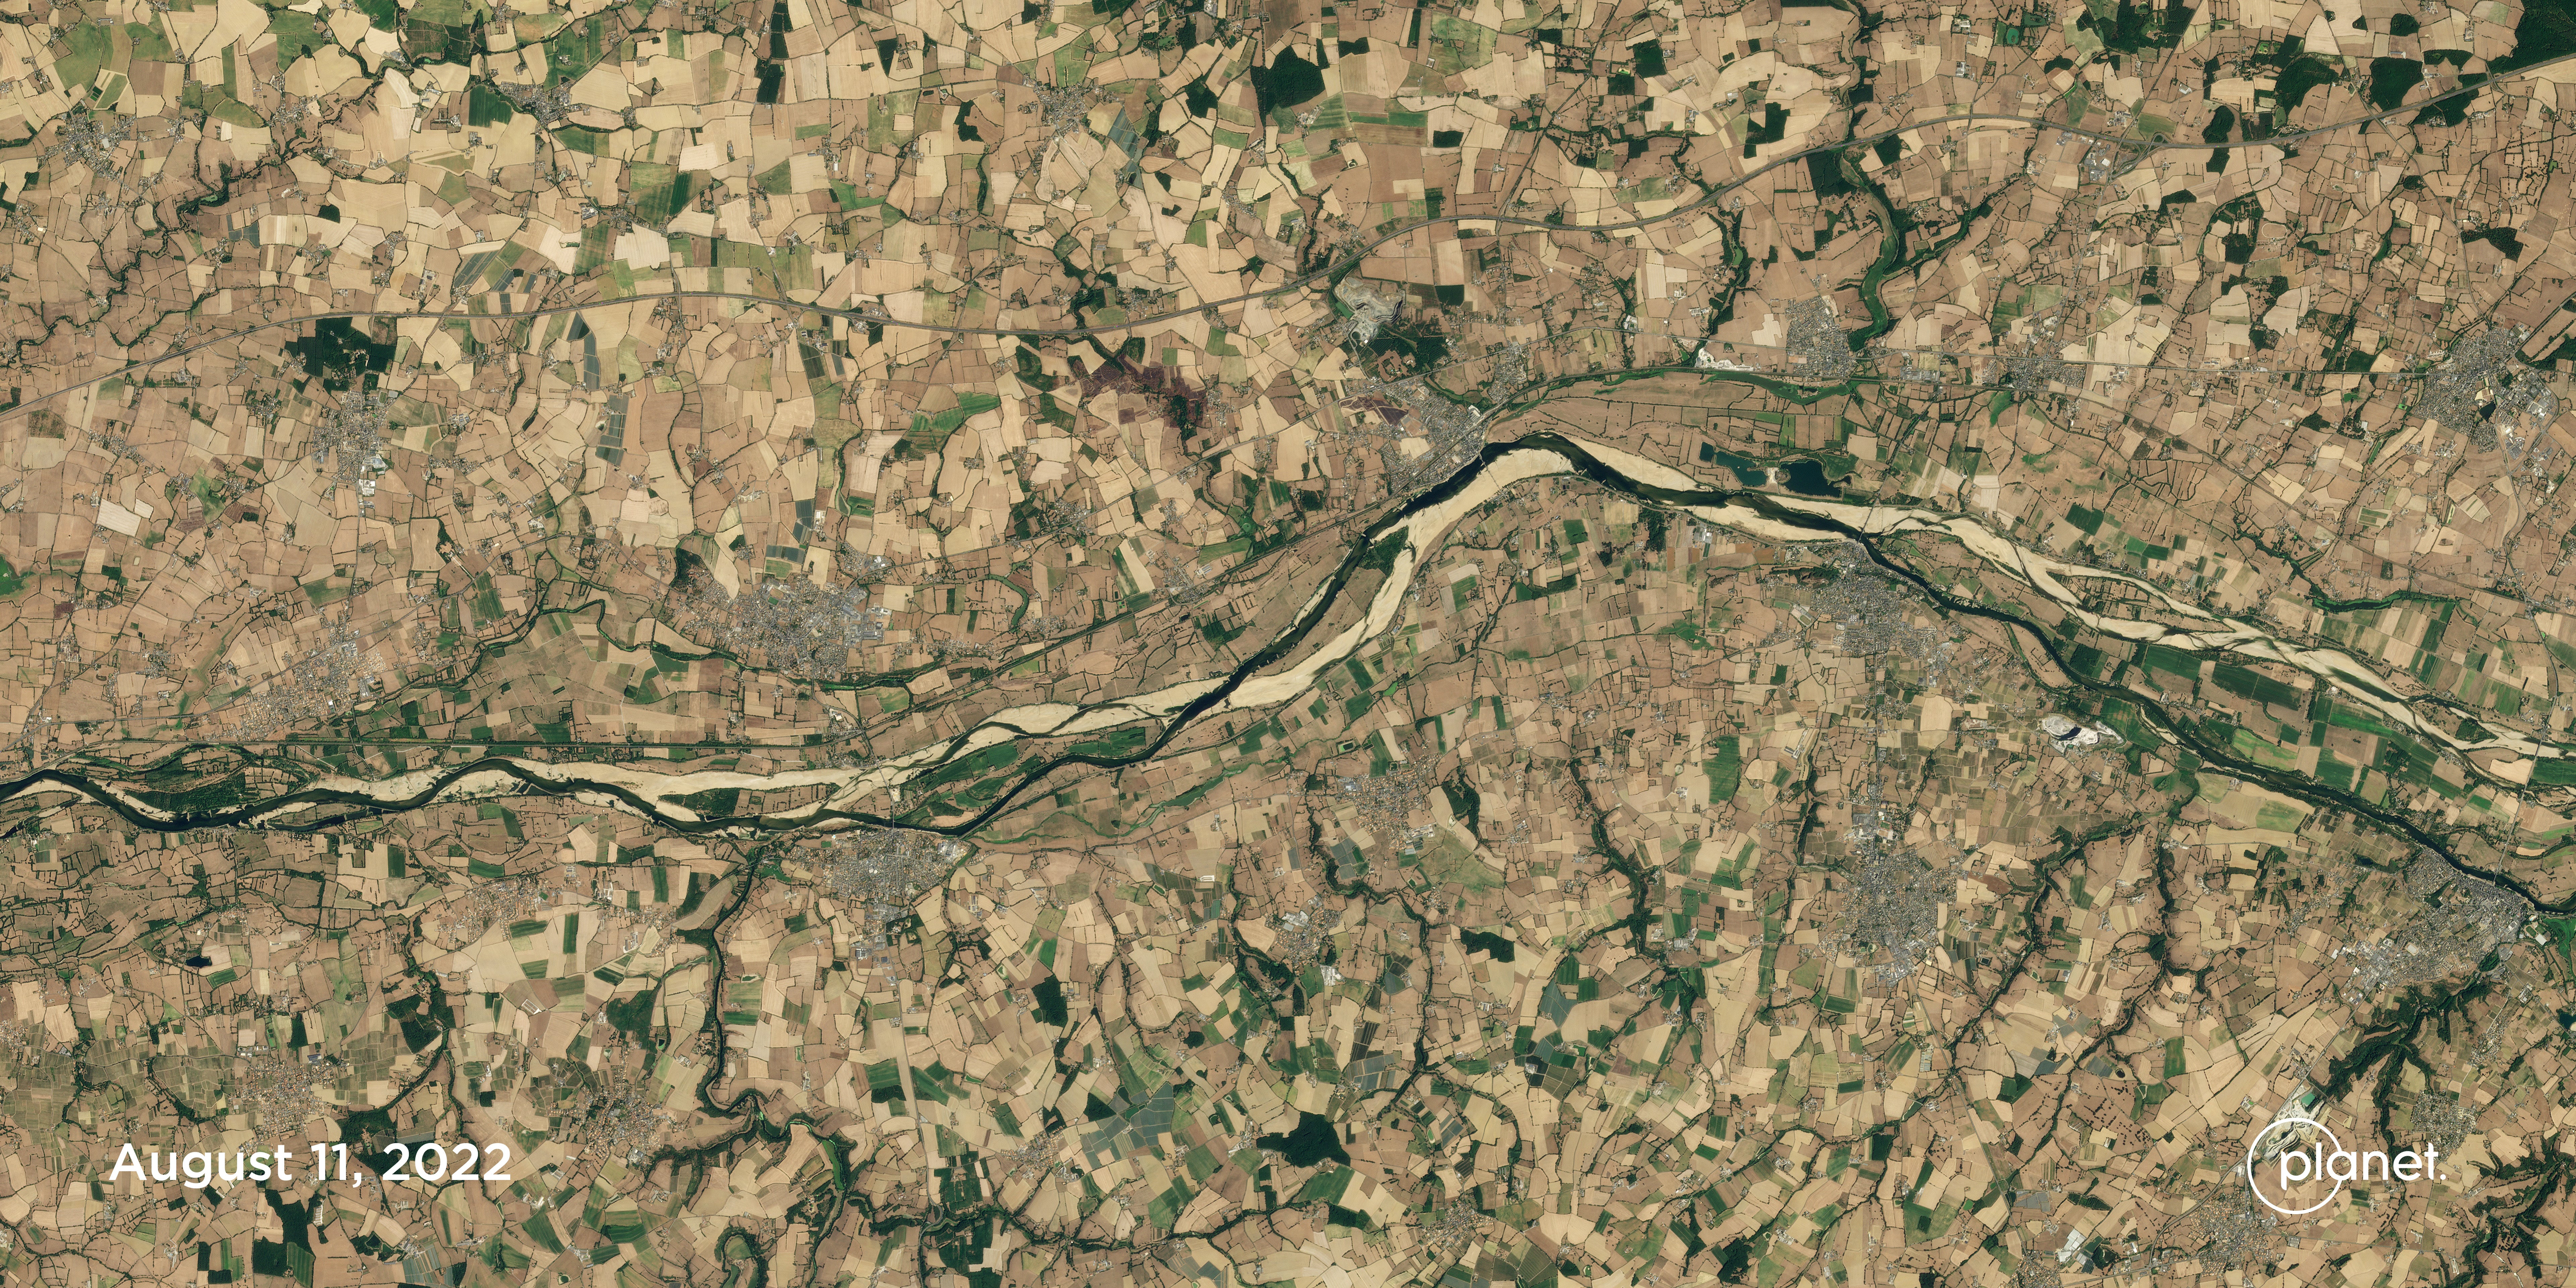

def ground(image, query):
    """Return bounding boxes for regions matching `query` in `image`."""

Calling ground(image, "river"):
[5,431,2562,909]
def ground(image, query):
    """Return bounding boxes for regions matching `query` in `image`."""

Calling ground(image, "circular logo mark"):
[2243,1115,2343,1216]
